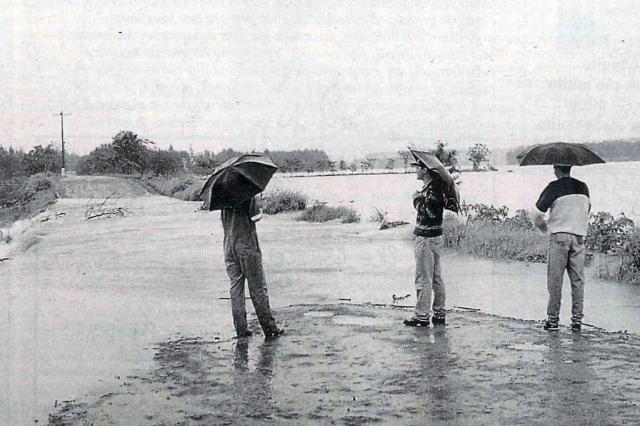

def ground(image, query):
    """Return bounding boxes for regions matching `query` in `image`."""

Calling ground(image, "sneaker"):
[264,328,285,339]
[432,316,446,326]
[571,322,582,332]
[403,317,430,327]
[543,320,559,331]
[236,329,253,338]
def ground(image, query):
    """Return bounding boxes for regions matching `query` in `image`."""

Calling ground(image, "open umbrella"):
[199,154,278,211]
[409,148,460,213]
[517,142,605,166]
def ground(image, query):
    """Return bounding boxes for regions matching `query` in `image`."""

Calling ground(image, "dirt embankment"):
[58,175,150,199]
[50,304,640,425]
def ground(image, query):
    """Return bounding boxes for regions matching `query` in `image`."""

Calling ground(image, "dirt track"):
[50,304,640,425]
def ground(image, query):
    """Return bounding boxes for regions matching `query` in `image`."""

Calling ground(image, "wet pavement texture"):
[50,304,640,425]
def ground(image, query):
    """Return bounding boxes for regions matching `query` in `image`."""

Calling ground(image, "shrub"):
[262,189,307,214]
[443,217,547,263]
[586,211,634,254]
[299,202,360,223]
[460,202,509,223]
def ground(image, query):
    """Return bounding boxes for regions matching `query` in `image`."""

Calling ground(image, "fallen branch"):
[380,220,410,230]
[85,194,130,220]
[86,207,131,220]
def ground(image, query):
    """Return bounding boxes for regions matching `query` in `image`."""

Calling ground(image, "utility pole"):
[55,111,71,176]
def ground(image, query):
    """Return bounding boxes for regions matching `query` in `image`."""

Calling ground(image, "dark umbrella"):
[517,142,605,166]
[199,154,278,211]
[409,148,460,213]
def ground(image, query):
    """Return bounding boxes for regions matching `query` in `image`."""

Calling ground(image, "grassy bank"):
[299,203,360,223]
[443,217,548,263]
[0,173,60,228]
[139,176,202,201]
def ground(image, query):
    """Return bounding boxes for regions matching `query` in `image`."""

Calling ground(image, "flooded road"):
[2,194,640,423]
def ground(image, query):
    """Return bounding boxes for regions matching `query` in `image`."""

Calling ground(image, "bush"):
[443,217,547,262]
[262,189,307,214]
[460,202,509,223]
[299,203,360,223]
[587,211,634,254]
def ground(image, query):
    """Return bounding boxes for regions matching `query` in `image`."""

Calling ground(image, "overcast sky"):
[2,1,640,159]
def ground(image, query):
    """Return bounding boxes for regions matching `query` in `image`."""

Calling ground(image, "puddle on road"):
[332,315,396,326]
[304,311,335,318]
[509,342,547,352]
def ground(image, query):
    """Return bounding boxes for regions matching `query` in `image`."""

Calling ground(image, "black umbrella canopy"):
[200,154,278,211]
[409,148,460,213]
[518,142,605,166]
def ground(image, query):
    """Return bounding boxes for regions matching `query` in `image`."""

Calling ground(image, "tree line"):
[2,131,495,182]
[505,139,640,164]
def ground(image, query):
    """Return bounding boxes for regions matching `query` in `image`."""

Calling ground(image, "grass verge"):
[140,176,202,201]
[0,173,60,228]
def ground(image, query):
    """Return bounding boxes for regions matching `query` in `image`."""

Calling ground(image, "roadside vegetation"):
[0,173,60,228]
[261,189,308,214]
[444,203,547,263]
[140,176,201,201]
[443,202,640,284]
[299,202,360,223]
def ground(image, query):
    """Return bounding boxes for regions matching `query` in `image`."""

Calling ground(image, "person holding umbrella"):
[403,148,459,327]
[200,154,284,338]
[519,142,604,332]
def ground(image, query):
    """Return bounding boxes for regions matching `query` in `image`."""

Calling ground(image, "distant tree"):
[348,162,358,172]
[147,149,183,177]
[0,146,26,179]
[111,131,153,175]
[468,143,491,171]
[23,144,61,175]
[433,141,459,172]
[339,160,348,171]
[385,158,395,171]
[397,150,412,171]
[76,144,118,175]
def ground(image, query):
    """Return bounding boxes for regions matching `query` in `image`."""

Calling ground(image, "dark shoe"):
[264,328,285,339]
[403,317,430,327]
[236,329,253,338]
[543,320,559,331]
[571,322,582,332]
[432,316,446,326]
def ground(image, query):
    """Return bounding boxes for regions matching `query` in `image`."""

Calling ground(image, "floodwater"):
[269,161,640,223]
[2,168,640,423]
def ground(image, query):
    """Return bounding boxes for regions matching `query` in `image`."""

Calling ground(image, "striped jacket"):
[534,177,590,236]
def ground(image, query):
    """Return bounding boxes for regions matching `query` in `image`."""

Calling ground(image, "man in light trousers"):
[404,162,447,327]
[533,164,591,332]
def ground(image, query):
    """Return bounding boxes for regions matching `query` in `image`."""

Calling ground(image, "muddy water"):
[270,160,640,222]
[2,193,640,424]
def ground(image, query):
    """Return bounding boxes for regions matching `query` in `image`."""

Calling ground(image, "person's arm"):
[412,189,424,210]
[249,196,263,222]
[531,206,548,234]
[532,185,552,234]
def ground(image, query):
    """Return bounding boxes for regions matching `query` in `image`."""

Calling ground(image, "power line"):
[54,111,71,176]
